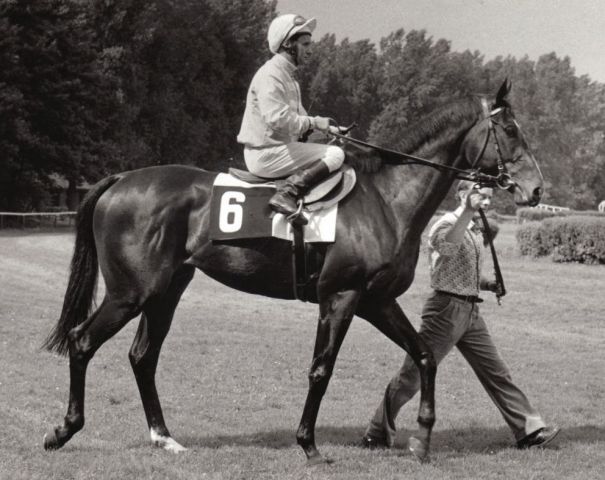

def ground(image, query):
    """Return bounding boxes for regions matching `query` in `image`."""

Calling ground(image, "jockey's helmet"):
[267,14,316,54]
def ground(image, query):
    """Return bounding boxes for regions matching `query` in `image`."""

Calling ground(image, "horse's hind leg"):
[44,296,141,450]
[296,289,360,465]
[129,266,195,453]
[356,299,436,462]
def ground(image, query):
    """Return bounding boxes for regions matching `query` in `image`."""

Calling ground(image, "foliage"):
[0,0,276,210]
[516,215,605,263]
[0,0,122,210]
[298,34,382,139]
[516,221,551,257]
[88,0,276,170]
[517,207,603,223]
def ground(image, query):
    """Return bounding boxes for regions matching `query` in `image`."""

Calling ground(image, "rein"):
[478,208,506,305]
[330,101,514,189]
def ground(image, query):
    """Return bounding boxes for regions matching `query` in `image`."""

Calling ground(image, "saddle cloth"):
[208,173,338,243]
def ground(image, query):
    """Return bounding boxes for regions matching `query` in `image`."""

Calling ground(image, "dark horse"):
[43,81,542,463]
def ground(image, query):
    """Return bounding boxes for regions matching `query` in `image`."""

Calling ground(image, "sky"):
[276,0,605,83]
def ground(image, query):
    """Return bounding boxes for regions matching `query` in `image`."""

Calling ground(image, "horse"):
[42,80,543,464]
[599,200,605,213]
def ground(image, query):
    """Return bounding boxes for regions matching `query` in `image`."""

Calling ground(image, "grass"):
[0,223,603,479]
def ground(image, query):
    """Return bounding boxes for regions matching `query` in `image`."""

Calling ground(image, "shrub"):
[516,221,551,257]
[548,216,605,264]
[569,210,605,217]
[517,215,605,263]
[517,207,603,224]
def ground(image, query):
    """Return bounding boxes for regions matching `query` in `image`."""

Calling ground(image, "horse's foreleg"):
[356,300,436,462]
[297,289,360,465]
[129,266,194,453]
[44,297,141,450]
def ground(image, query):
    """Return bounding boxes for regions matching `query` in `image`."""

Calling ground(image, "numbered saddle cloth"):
[208,173,337,243]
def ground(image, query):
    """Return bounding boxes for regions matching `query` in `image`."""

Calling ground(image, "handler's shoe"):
[360,434,390,450]
[516,425,561,449]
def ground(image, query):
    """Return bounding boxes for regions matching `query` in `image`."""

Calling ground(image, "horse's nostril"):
[533,187,542,199]
[528,187,543,206]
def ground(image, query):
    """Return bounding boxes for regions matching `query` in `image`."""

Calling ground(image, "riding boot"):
[269,161,331,224]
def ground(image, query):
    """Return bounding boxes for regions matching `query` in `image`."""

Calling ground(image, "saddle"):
[227,164,356,212]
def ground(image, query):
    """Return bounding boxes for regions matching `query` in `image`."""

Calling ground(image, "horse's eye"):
[504,125,517,137]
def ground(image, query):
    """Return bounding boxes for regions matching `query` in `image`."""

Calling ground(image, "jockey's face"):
[287,33,312,66]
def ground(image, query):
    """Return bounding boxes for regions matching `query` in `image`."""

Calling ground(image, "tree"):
[368,29,484,147]
[0,0,121,210]
[88,0,276,170]
[298,35,382,139]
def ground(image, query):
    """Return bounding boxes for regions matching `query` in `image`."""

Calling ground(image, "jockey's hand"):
[312,116,331,133]
[328,125,342,135]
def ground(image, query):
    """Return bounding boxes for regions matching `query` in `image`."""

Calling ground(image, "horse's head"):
[461,80,544,206]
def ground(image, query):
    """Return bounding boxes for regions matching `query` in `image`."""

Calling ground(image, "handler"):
[237,14,344,223]
[362,180,560,450]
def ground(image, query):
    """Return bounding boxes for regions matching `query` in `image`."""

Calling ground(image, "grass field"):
[0,223,603,480]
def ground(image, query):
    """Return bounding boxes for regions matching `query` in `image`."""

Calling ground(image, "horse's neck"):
[383,156,457,232]
[372,128,473,241]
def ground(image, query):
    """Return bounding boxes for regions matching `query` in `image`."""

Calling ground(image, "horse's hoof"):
[150,430,188,453]
[154,438,187,454]
[43,429,61,451]
[163,440,187,454]
[306,455,333,467]
[408,436,430,463]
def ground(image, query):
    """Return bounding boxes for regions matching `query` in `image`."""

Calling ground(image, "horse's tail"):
[42,174,122,356]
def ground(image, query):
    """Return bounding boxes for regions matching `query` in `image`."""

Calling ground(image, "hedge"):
[516,216,605,264]
[517,207,604,223]
[516,207,569,223]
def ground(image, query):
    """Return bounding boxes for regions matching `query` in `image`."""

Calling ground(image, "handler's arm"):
[444,189,484,243]
[444,209,474,244]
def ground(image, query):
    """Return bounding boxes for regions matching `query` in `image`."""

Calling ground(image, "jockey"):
[237,14,345,224]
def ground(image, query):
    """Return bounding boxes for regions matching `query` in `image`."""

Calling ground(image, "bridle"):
[468,97,515,190]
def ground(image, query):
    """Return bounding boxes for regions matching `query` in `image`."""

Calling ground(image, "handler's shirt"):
[237,54,313,149]
[428,207,484,296]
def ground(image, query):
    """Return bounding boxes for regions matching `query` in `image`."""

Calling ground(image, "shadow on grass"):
[174,423,604,453]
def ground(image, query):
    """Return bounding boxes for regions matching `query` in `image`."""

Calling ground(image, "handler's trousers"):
[365,291,546,447]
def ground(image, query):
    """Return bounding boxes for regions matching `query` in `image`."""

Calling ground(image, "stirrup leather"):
[286,200,307,225]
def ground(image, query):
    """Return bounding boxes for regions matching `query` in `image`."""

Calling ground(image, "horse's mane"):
[345,97,484,173]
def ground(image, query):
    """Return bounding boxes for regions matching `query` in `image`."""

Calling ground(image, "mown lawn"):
[0,223,603,480]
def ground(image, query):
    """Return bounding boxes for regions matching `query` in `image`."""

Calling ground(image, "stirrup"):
[286,201,307,226]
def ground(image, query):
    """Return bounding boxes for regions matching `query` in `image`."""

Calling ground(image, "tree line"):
[1,0,603,212]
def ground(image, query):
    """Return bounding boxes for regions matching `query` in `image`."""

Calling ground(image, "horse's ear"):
[495,78,511,106]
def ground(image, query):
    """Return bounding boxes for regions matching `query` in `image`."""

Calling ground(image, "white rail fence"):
[532,203,571,213]
[0,211,76,229]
